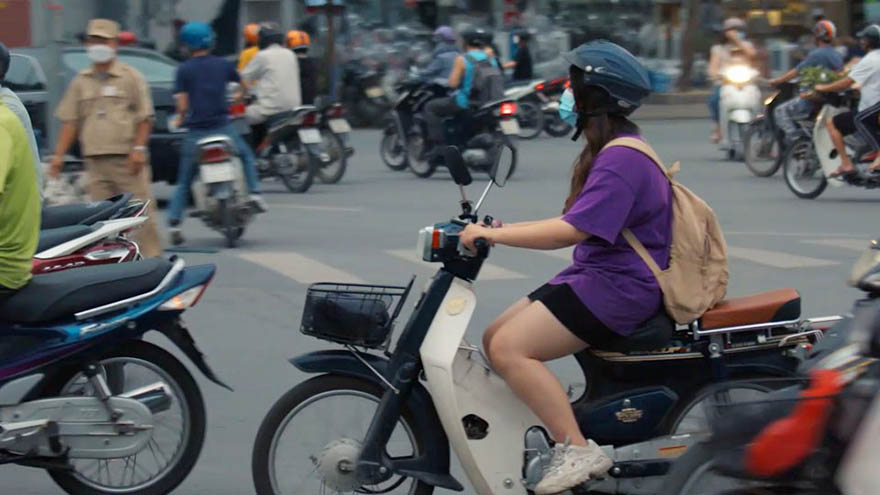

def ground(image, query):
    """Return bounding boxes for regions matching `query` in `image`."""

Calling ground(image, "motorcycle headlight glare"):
[725,66,755,85]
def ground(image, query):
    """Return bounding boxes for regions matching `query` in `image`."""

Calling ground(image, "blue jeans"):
[708,85,721,123]
[167,123,260,226]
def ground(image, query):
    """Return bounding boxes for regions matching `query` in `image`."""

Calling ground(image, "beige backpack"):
[601,137,729,324]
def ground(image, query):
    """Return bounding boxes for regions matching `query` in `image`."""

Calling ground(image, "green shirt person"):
[0,99,40,296]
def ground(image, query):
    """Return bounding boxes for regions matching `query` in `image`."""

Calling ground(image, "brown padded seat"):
[701,288,801,330]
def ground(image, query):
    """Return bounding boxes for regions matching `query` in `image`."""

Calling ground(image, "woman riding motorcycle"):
[459,40,665,495]
[707,17,757,143]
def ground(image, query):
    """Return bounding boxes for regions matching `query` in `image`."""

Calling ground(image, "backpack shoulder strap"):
[601,137,681,179]
[621,229,663,278]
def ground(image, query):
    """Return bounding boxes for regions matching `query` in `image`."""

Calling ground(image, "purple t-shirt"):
[550,135,672,335]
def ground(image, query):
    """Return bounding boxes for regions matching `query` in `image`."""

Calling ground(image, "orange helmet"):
[244,23,260,45]
[287,30,311,50]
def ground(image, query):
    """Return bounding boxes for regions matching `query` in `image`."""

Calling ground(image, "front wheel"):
[317,130,348,184]
[407,133,437,179]
[380,130,409,170]
[252,374,434,495]
[279,143,317,193]
[743,120,783,177]
[659,442,769,495]
[783,139,828,199]
[45,341,206,495]
[516,101,544,140]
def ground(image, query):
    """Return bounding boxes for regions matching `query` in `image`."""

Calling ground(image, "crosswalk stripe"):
[800,238,870,252]
[384,249,528,281]
[236,251,366,285]
[726,245,839,269]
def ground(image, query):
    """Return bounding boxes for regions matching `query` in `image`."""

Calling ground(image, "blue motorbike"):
[0,256,228,495]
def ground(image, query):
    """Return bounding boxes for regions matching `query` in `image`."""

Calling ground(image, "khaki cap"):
[87,19,120,39]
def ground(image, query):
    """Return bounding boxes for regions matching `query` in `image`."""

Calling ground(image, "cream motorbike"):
[252,147,832,494]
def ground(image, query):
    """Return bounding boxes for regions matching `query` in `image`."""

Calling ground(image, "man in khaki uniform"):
[48,19,161,257]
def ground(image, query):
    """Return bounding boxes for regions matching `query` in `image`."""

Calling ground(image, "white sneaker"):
[534,439,613,495]
[249,194,268,213]
[169,227,185,246]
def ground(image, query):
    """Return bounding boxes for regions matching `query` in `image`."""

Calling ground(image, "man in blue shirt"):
[417,26,460,82]
[423,29,499,150]
[169,22,266,245]
[770,20,843,142]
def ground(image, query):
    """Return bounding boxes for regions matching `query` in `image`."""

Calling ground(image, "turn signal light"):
[535,82,545,91]
[200,146,230,164]
[499,102,517,116]
[159,285,208,311]
[229,103,246,116]
[564,79,571,89]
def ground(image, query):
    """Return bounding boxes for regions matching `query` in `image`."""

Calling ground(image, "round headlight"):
[725,65,756,85]
[849,240,880,288]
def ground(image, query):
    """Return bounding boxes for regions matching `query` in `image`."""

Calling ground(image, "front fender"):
[291,350,462,491]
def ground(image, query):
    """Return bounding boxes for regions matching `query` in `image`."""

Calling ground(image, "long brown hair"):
[564,66,640,213]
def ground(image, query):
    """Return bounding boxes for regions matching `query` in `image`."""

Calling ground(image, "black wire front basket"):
[300,278,414,350]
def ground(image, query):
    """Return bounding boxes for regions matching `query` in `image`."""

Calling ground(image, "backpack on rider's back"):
[463,54,505,107]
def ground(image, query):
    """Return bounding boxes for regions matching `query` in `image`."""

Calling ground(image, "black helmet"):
[563,40,651,115]
[258,22,284,49]
[462,27,492,48]
[0,42,9,82]
[858,24,880,50]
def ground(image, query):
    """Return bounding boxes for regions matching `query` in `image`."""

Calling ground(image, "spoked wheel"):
[252,375,433,495]
[317,129,348,184]
[659,442,771,495]
[743,121,783,177]
[783,139,828,199]
[544,113,572,138]
[406,133,436,179]
[668,379,776,435]
[279,144,317,193]
[44,341,206,495]
[380,131,409,171]
[516,101,544,140]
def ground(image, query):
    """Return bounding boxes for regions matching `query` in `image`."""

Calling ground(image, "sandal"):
[829,166,857,178]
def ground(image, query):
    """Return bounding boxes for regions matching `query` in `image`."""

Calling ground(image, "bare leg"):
[486,301,589,446]
[482,297,531,350]
[827,115,855,176]
[711,125,721,143]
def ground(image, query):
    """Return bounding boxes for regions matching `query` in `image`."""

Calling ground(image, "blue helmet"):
[180,22,215,51]
[563,40,651,115]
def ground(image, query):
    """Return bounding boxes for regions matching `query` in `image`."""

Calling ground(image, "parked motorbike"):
[407,98,520,179]
[719,64,762,160]
[316,100,354,184]
[250,146,836,495]
[742,81,799,177]
[538,77,574,138]
[381,79,448,171]
[0,256,228,495]
[34,215,146,274]
[782,90,879,199]
[503,79,546,140]
[41,193,136,229]
[661,239,880,493]
[342,59,392,128]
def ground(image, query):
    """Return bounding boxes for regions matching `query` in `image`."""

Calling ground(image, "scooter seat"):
[0,258,174,325]
[701,289,801,330]
[594,311,676,353]
[41,194,132,229]
[36,225,94,253]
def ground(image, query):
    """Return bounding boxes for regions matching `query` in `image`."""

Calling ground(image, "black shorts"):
[528,283,622,349]
[832,111,857,136]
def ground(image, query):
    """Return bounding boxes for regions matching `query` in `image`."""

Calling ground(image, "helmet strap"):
[570,109,612,141]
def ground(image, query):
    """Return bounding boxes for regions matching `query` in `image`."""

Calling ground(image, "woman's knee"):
[486,330,524,372]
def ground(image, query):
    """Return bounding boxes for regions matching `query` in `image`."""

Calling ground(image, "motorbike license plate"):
[298,128,322,144]
[328,119,351,134]
[365,86,385,98]
[500,118,520,136]
[200,162,236,184]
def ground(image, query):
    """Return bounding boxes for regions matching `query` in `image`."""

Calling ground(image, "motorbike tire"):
[543,113,573,138]
[380,131,409,171]
[220,198,237,248]
[516,101,544,140]
[280,144,317,193]
[664,376,778,436]
[251,374,435,495]
[407,133,437,179]
[44,341,207,495]
[743,119,783,177]
[317,130,348,184]
[783,139,828,199]
[657,442,774,495]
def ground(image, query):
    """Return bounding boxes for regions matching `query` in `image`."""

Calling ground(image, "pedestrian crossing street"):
[232,237,872,286]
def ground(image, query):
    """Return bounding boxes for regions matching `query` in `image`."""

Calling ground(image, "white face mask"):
[86,44,116,64]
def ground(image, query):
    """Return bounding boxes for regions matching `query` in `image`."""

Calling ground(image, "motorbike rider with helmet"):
[237,23,261,72]
[459,40,664,495]
[707,17,757,143]
[416,25,460,82]
[287,30,316,105]
[816,24,880,176]
[769,20,843,144]
[240,22,301,127]
[423,28,500,152]
[169,21,266,246]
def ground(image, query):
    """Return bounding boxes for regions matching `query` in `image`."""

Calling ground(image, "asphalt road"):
[6,119,879,494]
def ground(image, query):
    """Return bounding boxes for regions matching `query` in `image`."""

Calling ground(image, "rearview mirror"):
[490,145,514,187]
[444,146,473,186]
